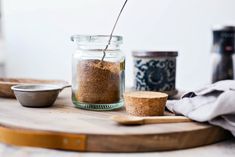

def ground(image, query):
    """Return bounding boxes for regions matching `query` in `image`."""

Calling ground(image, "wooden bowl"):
[0,78,69,98]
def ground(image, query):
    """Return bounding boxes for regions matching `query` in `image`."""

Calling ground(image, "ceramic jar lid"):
[132,51,178,58]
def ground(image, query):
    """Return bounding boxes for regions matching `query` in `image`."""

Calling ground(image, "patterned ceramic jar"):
[132,51,178,96]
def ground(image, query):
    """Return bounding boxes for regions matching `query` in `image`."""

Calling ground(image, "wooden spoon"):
[111,115,192,125]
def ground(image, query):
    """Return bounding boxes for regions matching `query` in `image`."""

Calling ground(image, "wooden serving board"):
[0,89,231,152]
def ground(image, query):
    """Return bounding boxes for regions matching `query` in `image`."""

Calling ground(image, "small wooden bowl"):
[124,91,168,116]
[0,78,68,98]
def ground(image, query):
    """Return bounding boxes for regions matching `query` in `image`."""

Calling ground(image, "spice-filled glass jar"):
[71,35,125,110]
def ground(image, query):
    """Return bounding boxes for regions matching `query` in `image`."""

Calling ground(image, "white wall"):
[2,0,235,90]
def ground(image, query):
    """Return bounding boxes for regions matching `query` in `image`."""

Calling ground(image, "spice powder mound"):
[76,60,120,104]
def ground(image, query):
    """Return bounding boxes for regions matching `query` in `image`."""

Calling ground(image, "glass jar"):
[71,35,125,110]
[211,26,235,83]
[132,51,178,97]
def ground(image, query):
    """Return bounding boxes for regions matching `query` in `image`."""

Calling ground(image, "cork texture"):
[124,91,168,116]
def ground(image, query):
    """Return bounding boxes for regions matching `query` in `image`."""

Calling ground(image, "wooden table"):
[0,139,234,157]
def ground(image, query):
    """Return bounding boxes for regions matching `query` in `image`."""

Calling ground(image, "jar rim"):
[213,25,235,32]
[71,35,123,45]
[132,51,178,57]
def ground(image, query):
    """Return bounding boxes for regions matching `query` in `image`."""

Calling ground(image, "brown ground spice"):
[76,60,120,104]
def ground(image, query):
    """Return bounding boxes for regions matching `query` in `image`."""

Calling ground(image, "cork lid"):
[132,51,178,58]
[124,91,168,99]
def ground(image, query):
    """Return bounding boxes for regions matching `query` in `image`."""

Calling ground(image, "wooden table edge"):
[0,124,231,152]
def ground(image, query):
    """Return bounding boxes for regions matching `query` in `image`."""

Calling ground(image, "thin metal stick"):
[101,0,128,62]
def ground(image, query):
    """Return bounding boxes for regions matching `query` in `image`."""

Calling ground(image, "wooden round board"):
[0,89,231,152]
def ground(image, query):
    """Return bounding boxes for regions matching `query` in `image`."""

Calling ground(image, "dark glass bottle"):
[212,26,235,83]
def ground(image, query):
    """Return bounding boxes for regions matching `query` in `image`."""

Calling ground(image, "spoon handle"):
[59,84,72,91]
[143,116,192,124]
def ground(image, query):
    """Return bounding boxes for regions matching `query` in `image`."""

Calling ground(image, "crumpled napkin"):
[166,80,235,136]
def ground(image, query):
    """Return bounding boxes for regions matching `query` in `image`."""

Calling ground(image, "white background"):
[2,0,235,90]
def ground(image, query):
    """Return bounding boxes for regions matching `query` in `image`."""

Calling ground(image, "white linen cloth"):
[166,80,235,136]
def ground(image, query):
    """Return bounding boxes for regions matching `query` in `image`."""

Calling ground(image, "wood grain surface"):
[0,89,231,152]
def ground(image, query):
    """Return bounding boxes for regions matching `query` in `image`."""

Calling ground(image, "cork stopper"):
[124,91,168,116]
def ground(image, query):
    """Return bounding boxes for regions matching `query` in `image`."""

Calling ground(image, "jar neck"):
[71,35,123,51]
[77,44,121,51]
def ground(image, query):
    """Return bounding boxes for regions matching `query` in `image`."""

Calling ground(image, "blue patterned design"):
[134,58,176,91]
